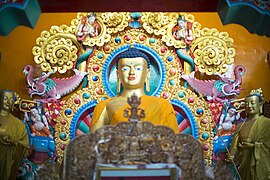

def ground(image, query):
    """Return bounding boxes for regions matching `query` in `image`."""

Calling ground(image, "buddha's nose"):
[129,67,135,75]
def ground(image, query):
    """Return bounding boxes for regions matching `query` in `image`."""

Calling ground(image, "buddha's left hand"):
[0,135,15,146]
[239,141,254,148]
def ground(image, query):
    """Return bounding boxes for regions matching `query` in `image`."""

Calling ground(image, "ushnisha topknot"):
[116,46,151,69]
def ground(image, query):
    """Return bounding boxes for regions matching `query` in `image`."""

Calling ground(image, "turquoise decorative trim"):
[129,12,142,28]
[171,99,199,139]
[70,100,97,139]
[176,49,195,88]
[176,49,195,71]
[213,80,224,93]
[218,0,270,37]
[75,47,95,88]
[75,47,95,69]
[102,44,166,97]
[0,0,41,36]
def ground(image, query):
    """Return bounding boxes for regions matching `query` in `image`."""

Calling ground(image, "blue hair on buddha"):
[0,90,15,100]
[0,89,13,94]
[116,47,151,69]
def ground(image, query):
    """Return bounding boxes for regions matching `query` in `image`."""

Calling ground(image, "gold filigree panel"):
[54,88,93,163]
[32,25,79,74]
[100,12,131,34]
[171,87,214,166]
[141,12,170,36]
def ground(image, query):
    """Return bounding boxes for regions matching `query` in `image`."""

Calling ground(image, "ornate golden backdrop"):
[30,12,237,165]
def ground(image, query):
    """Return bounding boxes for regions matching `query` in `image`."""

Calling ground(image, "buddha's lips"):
[128,76,136,80]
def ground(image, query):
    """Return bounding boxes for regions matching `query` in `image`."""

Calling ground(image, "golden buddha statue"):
[229,92,270,180]
[91,47,179,133]
[0,90,29,180]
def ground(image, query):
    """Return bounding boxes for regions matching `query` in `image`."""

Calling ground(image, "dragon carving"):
[23,65,87,102]
[182,65,246,102]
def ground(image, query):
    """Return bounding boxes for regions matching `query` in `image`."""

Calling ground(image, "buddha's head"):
[0,90,14,112]
[245,94,263,117]
[116,47,151,91]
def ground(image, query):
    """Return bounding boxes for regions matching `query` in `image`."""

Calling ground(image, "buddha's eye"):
[121,67,130,71]
[135,67,143,71]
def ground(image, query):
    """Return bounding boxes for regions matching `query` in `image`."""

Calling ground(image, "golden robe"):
[230,115,270,180]
[91,96,179,133]
[0,114,29,180]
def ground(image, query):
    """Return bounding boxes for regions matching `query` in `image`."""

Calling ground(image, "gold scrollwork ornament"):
[191,28,235,75]
[100,12,131,34]
[32,25,79,74]
[141,12,170,36]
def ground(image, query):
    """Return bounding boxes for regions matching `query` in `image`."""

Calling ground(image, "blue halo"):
[70,100,97,139]
[102,44,166,97]
[171,99,199,139]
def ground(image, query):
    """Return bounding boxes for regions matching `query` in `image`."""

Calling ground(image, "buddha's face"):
[245,95,261,116]
[0,91,14,112]
[117,57,149,90]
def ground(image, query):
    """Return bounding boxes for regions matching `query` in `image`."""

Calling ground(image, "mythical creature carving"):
[23,65,87,102]
[182,65,246,102]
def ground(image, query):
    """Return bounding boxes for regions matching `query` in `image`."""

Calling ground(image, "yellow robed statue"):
[0,90,29,180]
[229,91,270,180]
[91,47,179,133]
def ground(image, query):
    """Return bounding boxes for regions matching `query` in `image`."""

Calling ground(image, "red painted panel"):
[38,0,218,12]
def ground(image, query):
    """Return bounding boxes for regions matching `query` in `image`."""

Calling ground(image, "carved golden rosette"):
[171,86,214,166]
[190,28,235,75]
[141,12,170,36]
[100,12,130,34]
[162,13,201,49]
[32,25,79,74]
[70,12,111,47]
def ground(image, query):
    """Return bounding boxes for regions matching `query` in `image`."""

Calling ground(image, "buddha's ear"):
[259,101,263,114]
[116,69,119,78]
[116,70,121,94]
[145,68,151,92]
[146,68,150,76]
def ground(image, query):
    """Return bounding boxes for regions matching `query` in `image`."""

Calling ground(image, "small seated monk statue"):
[25,106,53,139]
[0,90,29,180]
[229,93,270,180]
[91,47,179,133]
